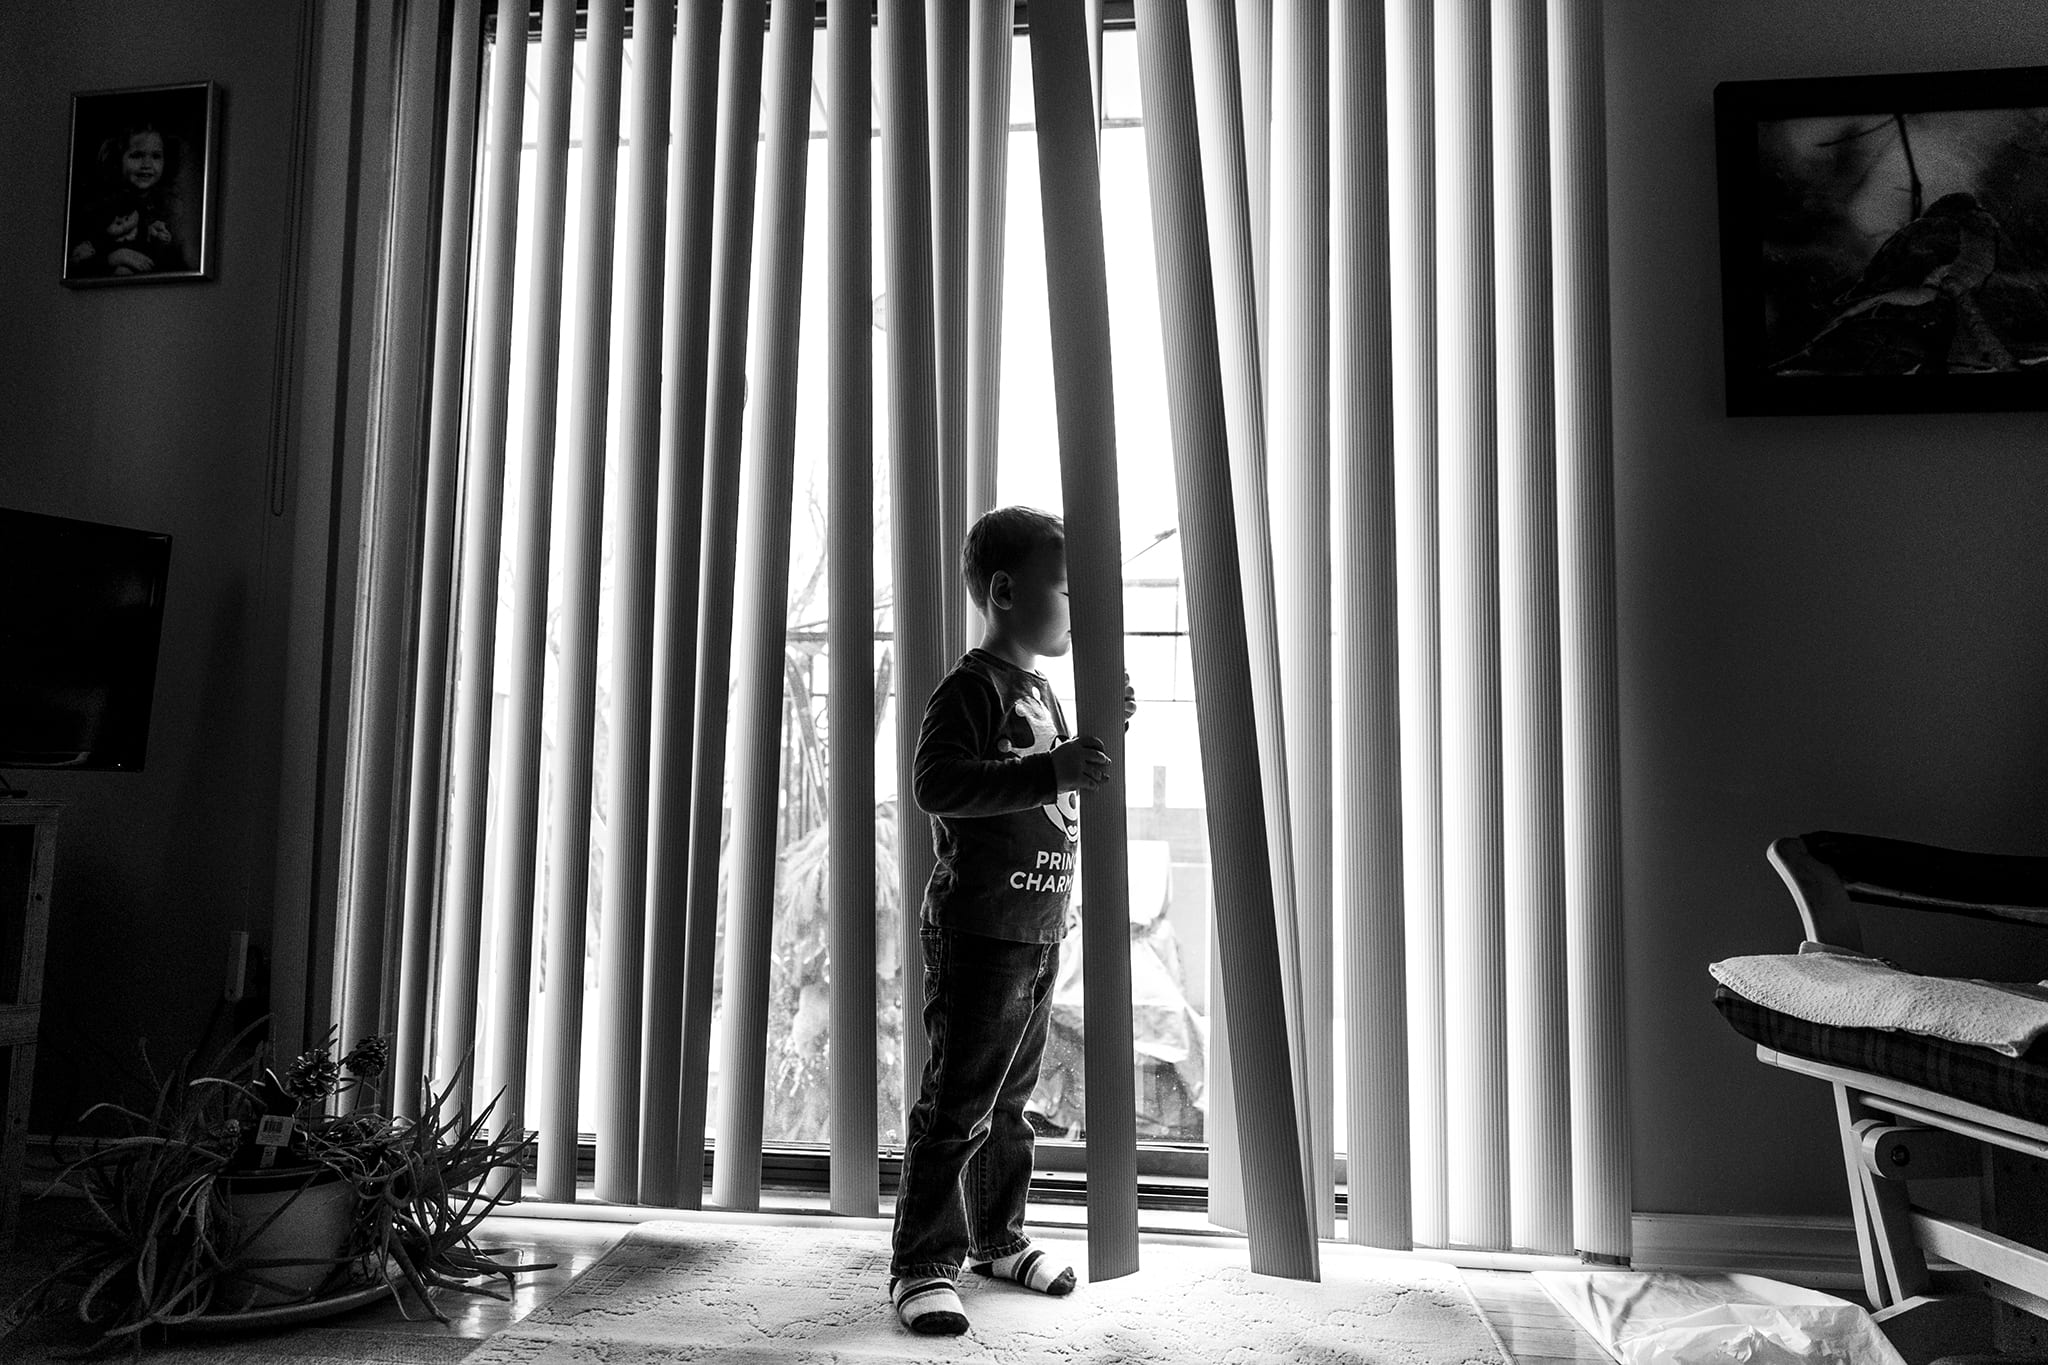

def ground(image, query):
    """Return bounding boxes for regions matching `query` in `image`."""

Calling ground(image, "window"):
[474,19,1214,1184]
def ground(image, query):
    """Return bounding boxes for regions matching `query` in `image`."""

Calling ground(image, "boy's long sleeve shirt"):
[913,648,1081,944]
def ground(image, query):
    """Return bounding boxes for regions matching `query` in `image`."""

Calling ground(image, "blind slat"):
[674,0,770,1207]
[1131,0,1317,1282]
[711,0,815,1211]
[1184,0,1305,1237]
[1031,0,1141,1283]
[433,0,530,1120]
[929,0,972,660]
[1387,0,1448,1247]
[1332,0,1413,1251]
[592,0,673,1205]
[533,0,625,1203]
[1434,0,1510,1251]
[965,0,1012,535]
[1270,0,1334,1239]
[1235,0,1271,375]
[1493,0,1573,1256]
[337,0,449,1072]
[481,0,579,1190]
[826,0,880,1218]
[878,0,944,1120]
[638,0,724,1207]
[397,0,483,1121]
[1550,0,1632,1263]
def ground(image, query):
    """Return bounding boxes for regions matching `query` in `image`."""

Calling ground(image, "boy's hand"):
[1123,671,1137,730]
[1051,735,1111,793]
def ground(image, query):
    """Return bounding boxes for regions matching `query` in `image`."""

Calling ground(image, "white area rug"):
[466,1217,1507,1364]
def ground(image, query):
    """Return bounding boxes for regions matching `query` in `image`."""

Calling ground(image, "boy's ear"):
[986,570,1013,610]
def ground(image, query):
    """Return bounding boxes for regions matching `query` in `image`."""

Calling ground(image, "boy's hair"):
[962,505,1064,610]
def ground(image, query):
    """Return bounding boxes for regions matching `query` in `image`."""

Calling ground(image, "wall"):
[1610,0,2048,1218]
[0,2,307,1129]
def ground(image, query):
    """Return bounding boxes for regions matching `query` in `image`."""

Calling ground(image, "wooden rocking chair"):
[1717,830,2048,1360]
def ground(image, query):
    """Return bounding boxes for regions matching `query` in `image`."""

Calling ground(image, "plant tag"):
[256,1114,295,1148]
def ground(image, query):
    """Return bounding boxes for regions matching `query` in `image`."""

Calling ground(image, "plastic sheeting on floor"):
[1534,1270,1908,1365]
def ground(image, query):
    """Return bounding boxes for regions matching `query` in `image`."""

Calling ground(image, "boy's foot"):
[891,1276,969,1335]
[970,1246,1076,1296]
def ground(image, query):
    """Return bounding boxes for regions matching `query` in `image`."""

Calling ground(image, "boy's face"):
[990,540,1071,660]
[123,132,164,191]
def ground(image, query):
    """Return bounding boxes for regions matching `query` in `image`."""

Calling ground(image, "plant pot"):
[217,1166,358,1311]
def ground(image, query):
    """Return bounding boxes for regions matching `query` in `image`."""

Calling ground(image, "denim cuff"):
[969,1233,1033,1264]
[889,1261,962,1286]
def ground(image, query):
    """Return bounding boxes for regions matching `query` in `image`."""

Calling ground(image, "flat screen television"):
[0,507,172,772]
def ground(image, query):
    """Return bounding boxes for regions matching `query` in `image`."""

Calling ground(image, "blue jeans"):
[889,924,1059,1284]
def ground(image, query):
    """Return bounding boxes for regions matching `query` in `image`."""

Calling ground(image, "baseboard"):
[1630,1212,1865,1291]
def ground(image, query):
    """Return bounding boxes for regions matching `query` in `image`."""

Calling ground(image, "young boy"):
[888,505,1131,1335]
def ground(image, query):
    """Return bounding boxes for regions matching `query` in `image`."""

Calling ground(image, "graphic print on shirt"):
[995,688,1081,843]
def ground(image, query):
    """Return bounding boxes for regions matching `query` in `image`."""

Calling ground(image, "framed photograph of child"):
[61,81,220,288]
[1715,65,2048,415]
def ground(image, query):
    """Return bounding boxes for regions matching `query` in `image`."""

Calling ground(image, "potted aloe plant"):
[20,1022,546,1356]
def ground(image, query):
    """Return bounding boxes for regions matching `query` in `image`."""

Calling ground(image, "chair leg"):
[1832,1085,1887,1308]
[1835,1084,1933,1309]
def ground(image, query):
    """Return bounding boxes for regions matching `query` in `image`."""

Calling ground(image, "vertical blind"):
[1133,0,1318,1278]
[824,0,879,1222]
[1028,0,1142,1280]
[330,0,1629,1282]
[590,0,670,1205]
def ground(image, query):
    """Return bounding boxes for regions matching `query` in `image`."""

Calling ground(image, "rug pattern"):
[465,1220,1506,1364]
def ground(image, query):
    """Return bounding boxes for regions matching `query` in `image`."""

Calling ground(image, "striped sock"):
[892,1276,969,1335]
[971,1246,1076,1296]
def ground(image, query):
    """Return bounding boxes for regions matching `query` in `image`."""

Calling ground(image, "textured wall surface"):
[0,2,305,1130]
[1608,0,2048,1216]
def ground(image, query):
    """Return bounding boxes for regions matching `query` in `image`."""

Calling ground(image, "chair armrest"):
[1805,830,2048,920]
[1776,832,2048,943]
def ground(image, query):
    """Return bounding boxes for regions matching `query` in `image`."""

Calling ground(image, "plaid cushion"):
[1715,985,2048,1124]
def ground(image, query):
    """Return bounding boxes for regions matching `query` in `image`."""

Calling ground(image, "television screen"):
[0,508,172,771]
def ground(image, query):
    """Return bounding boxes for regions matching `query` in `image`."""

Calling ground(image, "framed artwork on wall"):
[1715,65,2048,416]
[61,81,220,287]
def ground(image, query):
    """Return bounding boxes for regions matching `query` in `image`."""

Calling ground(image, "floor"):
[1,1191,1615,1362]
[1462,1269,1617,1364]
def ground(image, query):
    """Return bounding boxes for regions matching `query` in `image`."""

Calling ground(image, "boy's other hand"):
[1052,735,1111,793]
[1123,671,1137,730]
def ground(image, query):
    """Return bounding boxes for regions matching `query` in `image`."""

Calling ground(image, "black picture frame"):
[61,81,220,288]
[1715,65,2048,416]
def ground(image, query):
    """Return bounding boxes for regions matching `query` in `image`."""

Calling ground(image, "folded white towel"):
[1711,943,2048,1056]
